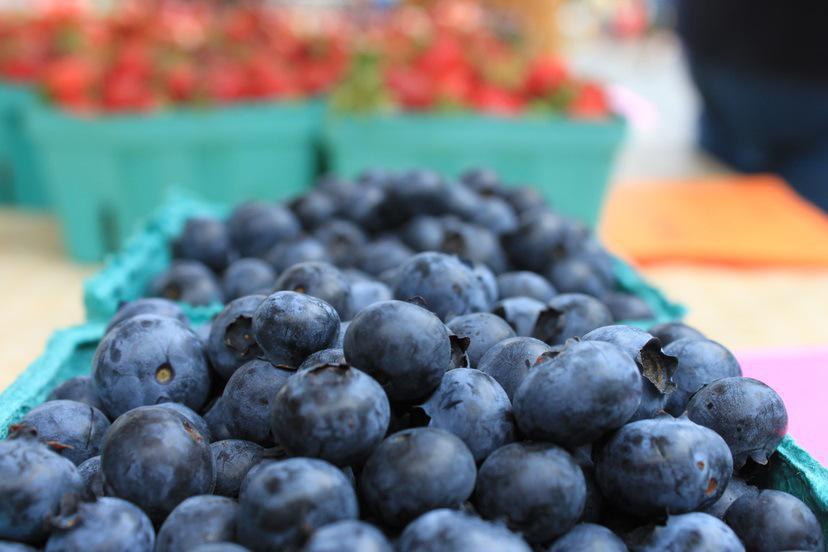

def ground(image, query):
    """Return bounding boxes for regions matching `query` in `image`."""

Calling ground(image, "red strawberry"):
[524,55,568,98]
[163,63,198,103]
[42,56,96,103]
[470,85,525,116]
[386,66,435,111]
[568,82,610,119]
[102,69,156,112]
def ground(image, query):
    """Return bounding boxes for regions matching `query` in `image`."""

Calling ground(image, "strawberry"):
[386,66,436,111]
[470,85,525,116]
[41,56,96,104]
[568,82,611,119]
[524,55,568,98]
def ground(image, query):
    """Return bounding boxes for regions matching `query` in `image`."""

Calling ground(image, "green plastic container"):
[325,113,626,226]
[0,82,47,208]
[83,193,684,324]
[25,100,324,262]
[1,322,826,542]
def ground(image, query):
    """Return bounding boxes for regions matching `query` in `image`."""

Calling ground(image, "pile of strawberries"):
[0,1,609,118]
[0,2,349,113]
[332,1,611,118]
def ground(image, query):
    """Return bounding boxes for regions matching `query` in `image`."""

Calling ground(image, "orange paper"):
[599,175,828,267]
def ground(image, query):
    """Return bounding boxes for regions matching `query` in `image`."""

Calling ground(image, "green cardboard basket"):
[83,193,684,325]
[25,100,324,262]
[0,82,46,208]
[325,113,626,227]
[1,321,826,542]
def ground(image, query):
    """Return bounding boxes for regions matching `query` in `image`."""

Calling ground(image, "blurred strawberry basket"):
[0,82,45,207]
[24,100,324,262]
[325,112,626,227]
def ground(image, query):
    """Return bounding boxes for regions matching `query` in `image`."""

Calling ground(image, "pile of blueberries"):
[0,169,823,552]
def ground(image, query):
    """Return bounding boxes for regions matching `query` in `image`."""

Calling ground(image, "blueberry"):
[725,489,823,551]
[360,428,476,528]
[446,313,516,367]
[190,544,249,552]
[156,495,237,552]
[503,210,570,272]
[303,520,392,552]
[470,196,519,236]
[313,219,368,267]
[207,295,268,379]
[532,293,614,345]
[101,406,214,523]
[421,368,514,462]
[686,377,788,468]
[496,271,557,302]
[337,182,392,232]
[222,258,277,300]
[383,169,448,220]
[154,402,212,442]
[349,279,393,317]
[701,476,758,519]
[477,336,552,400]
[227,202,301,258]
[569,446,606,524]
[174,217,235,272]
[271,364,390,466]
[297,348,346,371]
[18,400,110,465]
[582,325,677,421]
[265,236,332,273]
[105,298,188,334]
[77,456,104,498]
[474,442,586,543]
[355,237,414,277]
[150,260,224,306]
[237,458,358,551]
[504,185,545,214]
[663,338,742,416]
[460,168,504,197]
[253,291,340,367]
[649,322,705,346]
[93,314,212,417]
[470,261,499,306]
[442,181,484,220]
[393,252,490,320]
[210,440,265,498]
[400,216,450,251]
[335,321,350,348]
[491,296,547,336]
[603,292,655,322]
[513,340,642,447]
[45,497,155,552]
[47,375,104,411]
[0,542,37,551]
[636,512,744,552]
[397,509,531,552]
[595,416,733,517]
[291,190,338,230]
[0,429,83,543]
[221,359,293,445]
[344,300,451,403]
[546,256,612,298]
[440,221,509,274]
[275,262,352,318]
[548,523,626,552]
[204,399,234,442]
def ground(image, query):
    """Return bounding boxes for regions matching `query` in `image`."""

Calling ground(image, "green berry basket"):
[324,112,626,227]
[24,99,325,262]
[82,192,684,325]
[1,321,826,541]
[0,82,47,208]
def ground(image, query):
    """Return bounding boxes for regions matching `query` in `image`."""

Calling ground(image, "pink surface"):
[736,347,828,466]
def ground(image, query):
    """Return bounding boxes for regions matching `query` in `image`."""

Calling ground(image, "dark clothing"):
[678,1,828,209]
[677,0,828,83]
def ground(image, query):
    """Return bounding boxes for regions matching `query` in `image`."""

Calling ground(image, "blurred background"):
[1,0,827,456]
